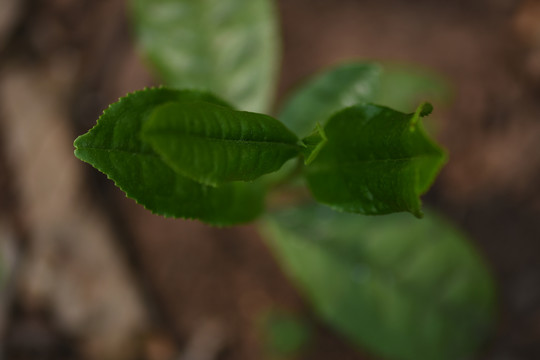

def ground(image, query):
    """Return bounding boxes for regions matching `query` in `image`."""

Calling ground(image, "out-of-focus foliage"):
[279,62,451,138]
[374,62,452,113]
[263,203,496,360]
[279,63,381,137]
[131,0,280,113]
[260,310,312,359]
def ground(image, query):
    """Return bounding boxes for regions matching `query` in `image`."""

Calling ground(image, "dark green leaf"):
[262,204,496,360]
[130,0,279,113]
[279,62,382,136]
[305,102,446,217]
[74,87,264,225]
[141,101,299,186]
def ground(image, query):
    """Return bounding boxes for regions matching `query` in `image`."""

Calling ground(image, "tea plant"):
[73,87,443,224]
[74,0,496,359]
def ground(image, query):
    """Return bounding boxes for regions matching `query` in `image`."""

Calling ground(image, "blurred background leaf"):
[262,204,496,360]
[278,62,381,136]
[131,0,280,113]
[278,61,451,138]
[259,309,312,359]
[374,62,453,114]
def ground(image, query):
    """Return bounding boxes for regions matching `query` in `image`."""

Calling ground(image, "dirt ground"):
[1,0,540,359]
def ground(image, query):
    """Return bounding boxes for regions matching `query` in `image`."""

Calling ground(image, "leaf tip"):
[419,102,433,117]
[413,209,425,219]
[73,135,87,160]
[410,102,433,129]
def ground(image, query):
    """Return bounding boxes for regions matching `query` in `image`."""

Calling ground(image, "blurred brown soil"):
[1,0,540,359]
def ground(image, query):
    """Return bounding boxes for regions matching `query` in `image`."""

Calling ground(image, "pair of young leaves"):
[74,80,445,226]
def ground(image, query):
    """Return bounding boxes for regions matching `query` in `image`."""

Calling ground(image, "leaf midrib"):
[75,146,159,157]
[308,153,441,172]
[145,129,299,148]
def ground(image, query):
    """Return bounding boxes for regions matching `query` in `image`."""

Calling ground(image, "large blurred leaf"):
[305,103,446,217]
[260,310,312,358]
[142,101,299,186]
[278,62,450,137]
[279,63,382,137]
[74,88,264,225]
[131,0,279,113]
[374,62,452,113]
[262,204,496,360]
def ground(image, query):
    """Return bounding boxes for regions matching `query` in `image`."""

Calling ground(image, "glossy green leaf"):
[262,204,496,360]
[305,102,446,217]
[279,62,382,136]
[131,0,279,113]
[74,88,264,225]
[141,101,299,186]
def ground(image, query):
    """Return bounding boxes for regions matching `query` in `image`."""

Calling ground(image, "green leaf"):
[141,101,299,186]
[279,62,382,136]
[262,204,496,360]
[74,87,264,225]
[260,310,312,358]
[130,0,279,113]
[374,62,452,113]
[305,102,446,217]
[278,61,451,138]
